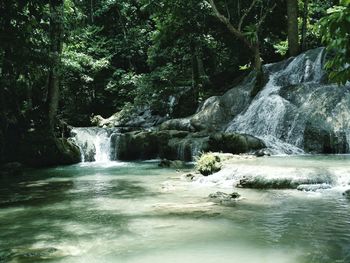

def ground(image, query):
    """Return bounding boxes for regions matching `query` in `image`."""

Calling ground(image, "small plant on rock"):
[195,152,222,176]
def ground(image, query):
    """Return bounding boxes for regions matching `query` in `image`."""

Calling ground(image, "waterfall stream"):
[225,48,327,154]
[69,48,350,159]
[71,127,115,162]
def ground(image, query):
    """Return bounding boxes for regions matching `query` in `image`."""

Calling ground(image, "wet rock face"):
[280,83,350,154]
[114,130,264,161]
[303,121,349,154]
[159,48,350,154]
[116,130,192,161]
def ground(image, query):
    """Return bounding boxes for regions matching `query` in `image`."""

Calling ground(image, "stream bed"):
[0,156,350,262]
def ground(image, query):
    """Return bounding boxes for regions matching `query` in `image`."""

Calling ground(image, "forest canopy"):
[0,0,348,164]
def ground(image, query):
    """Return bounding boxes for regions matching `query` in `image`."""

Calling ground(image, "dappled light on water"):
[0,158,349,262]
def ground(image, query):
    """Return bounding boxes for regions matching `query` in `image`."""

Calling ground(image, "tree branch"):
[224,0,230,21]
[256,3,277,32]
[238,0,258,31]
[207,0,255,51]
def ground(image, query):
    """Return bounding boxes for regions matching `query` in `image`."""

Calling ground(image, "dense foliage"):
[0,0,348,164]
[320,0,350,84]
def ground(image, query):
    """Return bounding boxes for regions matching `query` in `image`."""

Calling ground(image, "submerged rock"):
[209,191,241,204]
[181,172,201,181]
[297,183,332,192]
[238,176,297,189]
[9,247,58,261]
[343,189,350,199]
[158,159,187,169]
[237,175,334,190]
[254,148,272,157]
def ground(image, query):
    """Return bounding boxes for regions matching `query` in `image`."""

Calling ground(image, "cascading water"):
[71,127,115,162]
[225,47,327,154]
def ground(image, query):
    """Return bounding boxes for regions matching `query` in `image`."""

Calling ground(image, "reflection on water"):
[0,157,350,263]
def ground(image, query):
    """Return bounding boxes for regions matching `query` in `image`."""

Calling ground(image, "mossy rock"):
[116,131,159,160]
[20,131,81,167]
[116,130,192,161]
[208,133,265,154]
[195,152,222,176]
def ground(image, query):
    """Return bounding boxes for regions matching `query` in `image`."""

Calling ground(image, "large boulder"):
[303,119,348,153]
[159,118,194,132]
[92,105,167,128]
[208,133,265,154]
[280,82,350,153]
[116,130,160,160]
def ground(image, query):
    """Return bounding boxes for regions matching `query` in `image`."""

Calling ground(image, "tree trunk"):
[208,0,262,72]
[301,0,308,51]
[253,46,261,72]
[46,0,64,133]
[196,46,210,90]
[191,45,199,105]
[286,0,299,56]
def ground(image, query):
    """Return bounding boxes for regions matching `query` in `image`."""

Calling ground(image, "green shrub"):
[195,152,222,176]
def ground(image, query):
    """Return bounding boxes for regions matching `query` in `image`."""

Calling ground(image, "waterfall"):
[177,142,186,161]
[225,48,327,154]
[71,127,115,162]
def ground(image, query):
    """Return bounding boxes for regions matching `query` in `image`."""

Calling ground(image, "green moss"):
[195,152,222,176]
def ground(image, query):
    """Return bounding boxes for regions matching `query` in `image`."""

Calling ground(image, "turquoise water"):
[0,157,350,262]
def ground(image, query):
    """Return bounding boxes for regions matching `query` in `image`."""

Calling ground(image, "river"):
[0,156,350,262]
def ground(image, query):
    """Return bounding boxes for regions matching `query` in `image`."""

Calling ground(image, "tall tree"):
[208,0,276,73]
[301,0,309,51]
[286,0,299,56]
[46,0,64,132]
